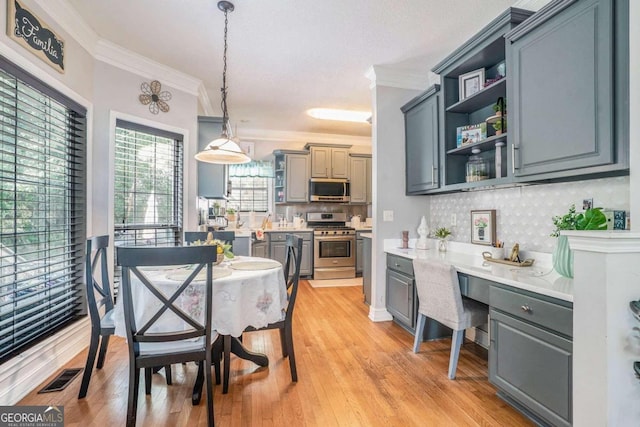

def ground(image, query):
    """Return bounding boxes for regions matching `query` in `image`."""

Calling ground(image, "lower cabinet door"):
[490,309,572,427]
[386,269,414,329]
[300,240,312,276]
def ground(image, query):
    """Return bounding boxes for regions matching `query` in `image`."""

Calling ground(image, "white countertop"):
[384,240,573,303]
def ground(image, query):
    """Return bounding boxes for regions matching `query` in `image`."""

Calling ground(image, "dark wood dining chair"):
[78,235,172,399]
[220,234,303,393]
[117,245,217,427]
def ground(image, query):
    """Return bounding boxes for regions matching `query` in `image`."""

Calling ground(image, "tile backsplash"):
[429,176,629,253]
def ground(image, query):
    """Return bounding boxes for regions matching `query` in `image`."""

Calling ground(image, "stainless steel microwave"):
[309,178,350,203]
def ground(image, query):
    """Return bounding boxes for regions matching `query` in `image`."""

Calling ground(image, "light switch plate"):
[383,210,394,222]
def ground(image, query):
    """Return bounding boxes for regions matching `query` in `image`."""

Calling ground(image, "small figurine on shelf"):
[416,216,429,250]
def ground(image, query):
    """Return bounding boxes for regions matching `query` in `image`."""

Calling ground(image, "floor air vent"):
[38,368,83,393]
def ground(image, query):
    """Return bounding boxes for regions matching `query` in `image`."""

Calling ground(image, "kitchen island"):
[384,240,573,427]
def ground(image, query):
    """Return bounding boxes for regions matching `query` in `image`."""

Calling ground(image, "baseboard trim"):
[368,307,393,322]
[0,317,90,405]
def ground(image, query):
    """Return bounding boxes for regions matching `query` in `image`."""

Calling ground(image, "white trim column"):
[566,231,640,426]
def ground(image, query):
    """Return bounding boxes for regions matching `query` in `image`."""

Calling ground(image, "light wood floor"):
[19,280,533,426]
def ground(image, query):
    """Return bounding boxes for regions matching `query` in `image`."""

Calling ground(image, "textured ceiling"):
[67,0,518,137]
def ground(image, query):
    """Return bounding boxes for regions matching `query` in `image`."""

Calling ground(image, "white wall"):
[370,83,430,321]
[91,61,200,236]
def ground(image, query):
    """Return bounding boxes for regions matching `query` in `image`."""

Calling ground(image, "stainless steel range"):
[307,212,356,280]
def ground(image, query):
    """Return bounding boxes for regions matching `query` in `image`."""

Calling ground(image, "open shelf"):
[447,133,508,155]
[446,78,506,113]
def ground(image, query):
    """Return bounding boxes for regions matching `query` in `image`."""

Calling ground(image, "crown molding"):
[197,83,214,116]
[35,0,99,56]
[239,128,371,146]
[365,65,431,91]
[94,39,202,96]
[512,0,553,11]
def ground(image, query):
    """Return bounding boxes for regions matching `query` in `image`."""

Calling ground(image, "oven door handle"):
[315,235,356,241]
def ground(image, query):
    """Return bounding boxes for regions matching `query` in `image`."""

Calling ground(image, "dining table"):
[112,255,288,401]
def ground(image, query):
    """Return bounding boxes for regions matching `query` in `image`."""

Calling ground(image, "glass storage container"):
[466,148,489,182]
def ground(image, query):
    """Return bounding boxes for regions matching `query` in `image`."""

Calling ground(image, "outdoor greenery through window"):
[0,58,87,362]
[227,161,272,212]
[113,120,183,250]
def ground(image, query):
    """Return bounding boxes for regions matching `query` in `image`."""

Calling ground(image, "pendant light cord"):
[220,7,230,137]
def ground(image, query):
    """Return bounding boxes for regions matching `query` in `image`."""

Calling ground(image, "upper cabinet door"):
[508,0,615,178]
[402,85,440,194]
[330,148,350,178]
[286,153,310,202]
[310,146,330,178]
[349,156,369,203]
[197,116,227,198]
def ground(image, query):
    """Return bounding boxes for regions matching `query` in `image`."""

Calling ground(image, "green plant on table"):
[192,238,234,258]
[434,227,452,239]
[551,204,607,237]
[226,207,236,214]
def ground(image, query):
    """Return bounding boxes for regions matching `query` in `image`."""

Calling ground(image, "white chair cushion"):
[101,309,115,329]
[138,336,206,356]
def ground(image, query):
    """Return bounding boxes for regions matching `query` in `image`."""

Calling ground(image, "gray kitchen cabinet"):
[506,0,628,180]
[355,236,364,274]
[234,236,250,256]
[489,284,573,427]
[307,144,351,179]
[268,231,313,277]
[273,150,310,203]
[251,241,268,258]
[402,85,440,194]
[431,8,532,190]
[362,236,371,305]
[386,268,415,331]
[366,156,372,203]
[349,154,371,204]
[197,116,227,199]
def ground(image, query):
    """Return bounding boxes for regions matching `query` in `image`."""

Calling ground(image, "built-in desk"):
[385,242,573,427]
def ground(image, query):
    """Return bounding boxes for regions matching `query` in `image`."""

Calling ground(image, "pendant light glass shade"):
[195,1,251,165]
[195,135,251,164]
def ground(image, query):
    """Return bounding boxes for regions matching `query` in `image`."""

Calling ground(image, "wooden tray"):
[482,252,535,267]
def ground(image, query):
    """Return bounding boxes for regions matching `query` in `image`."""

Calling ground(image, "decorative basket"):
[216,254,224,265]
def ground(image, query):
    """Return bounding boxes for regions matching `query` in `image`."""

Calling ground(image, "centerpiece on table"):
[550,204,607,278]
[191,232,234,264]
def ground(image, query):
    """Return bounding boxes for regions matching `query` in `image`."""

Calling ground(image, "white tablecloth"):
[113,256,288,338]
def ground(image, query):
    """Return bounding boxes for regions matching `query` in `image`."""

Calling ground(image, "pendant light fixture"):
[195,1,251,164]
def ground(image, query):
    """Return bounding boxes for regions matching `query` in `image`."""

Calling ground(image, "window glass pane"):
[227,176,270,212]
[112,123,183,289]
[0,65,86,362]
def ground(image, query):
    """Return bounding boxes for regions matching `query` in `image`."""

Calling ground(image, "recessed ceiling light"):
[307,108,372,124]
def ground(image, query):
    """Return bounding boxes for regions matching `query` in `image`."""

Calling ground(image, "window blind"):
[0,59,87,362]
[113,120,183,248]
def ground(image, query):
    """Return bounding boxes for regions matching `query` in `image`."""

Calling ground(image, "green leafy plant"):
[493,99,506,113]
[492,119,506,132]
[551,204,607,237]
[226,207,236,214]
[434,227,452,239]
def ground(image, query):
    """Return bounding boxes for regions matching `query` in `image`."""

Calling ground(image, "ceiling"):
[67,0,520,138]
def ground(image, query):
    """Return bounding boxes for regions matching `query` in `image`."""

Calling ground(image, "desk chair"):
[78,236,172,399]
[221,234,303,393]
[118,245,217,427]
[412,258,488,379]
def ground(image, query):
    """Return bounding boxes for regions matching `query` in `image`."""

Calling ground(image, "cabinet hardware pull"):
[395,263,400,267]
[511,144,516,174]
[520,304,532,313]
[431,165,436,185]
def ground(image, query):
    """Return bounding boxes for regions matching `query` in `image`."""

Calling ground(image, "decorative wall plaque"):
[7,0,65,73]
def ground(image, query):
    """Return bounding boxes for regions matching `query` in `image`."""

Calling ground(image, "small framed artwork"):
[456,123,487,147]
[471,209,496,245]
[459,68,485,100]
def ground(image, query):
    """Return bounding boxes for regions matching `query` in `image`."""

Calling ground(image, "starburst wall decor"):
[139,80,171,114]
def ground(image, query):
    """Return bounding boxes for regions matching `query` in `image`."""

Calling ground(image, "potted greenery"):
[551,204,607,278]
[492,119,506,135]
[226,207,237,222]
[434,227,452,252]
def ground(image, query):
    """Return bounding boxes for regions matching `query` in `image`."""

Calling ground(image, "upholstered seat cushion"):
[138,337,206,356]
[101,309,115,329]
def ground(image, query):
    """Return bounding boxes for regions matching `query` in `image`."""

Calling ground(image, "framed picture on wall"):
[471,209,496,245]
[458,68,485,100]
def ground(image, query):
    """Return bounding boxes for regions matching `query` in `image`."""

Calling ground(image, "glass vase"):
[552,235,574,278]
[438,239,448,252]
